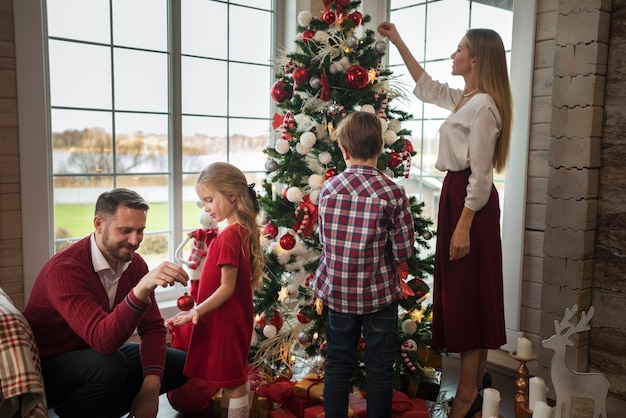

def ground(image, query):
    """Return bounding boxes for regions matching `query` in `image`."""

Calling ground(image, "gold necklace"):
[463,88,480,97]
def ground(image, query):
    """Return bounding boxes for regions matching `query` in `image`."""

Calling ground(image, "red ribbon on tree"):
[320,73,331,101]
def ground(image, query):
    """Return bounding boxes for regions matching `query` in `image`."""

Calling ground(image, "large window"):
[386,0,513,225]
[46,0,274,285]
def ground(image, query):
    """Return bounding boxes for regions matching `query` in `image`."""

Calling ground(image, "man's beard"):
[102,228,139,263]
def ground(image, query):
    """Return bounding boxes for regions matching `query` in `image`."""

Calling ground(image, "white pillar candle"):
[531,401,554,418]
[528,376,547,412]
[482,387,501,418]
[517,336,533,359]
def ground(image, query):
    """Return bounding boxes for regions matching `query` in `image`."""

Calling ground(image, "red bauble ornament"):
[296,309,311,324]
[177,291,194,311]
[292,67,310,84]
[259,310,284,331]
[279,232,296,250]
[348,11,362,27]
[388,151,403,168]
[404,138,414,153]
[271,81,293,103]
[322,10,336,24]
[263,222,278,240]
[324,167,338,179]
[345,65,369,89]
[301,30,315,43]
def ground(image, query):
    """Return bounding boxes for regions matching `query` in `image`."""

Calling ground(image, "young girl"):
[167,162,265,418]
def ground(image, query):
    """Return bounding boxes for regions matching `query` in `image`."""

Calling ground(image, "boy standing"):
[312,111,415,417]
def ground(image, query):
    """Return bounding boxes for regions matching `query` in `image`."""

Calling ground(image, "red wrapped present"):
[393,397,429,418]
[293,374,325,401]
[285,395,319,418]
[391,390,414,413]
[303,404,358,418]
[270,408,297,418]
[258,377,296,404]
[348,393,366,418]
[304,404,325,418]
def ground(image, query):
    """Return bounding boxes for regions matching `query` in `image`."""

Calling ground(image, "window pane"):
[114,49,169,112]
[54,178,114,245]
[181,0,227,59]
[231,0,272,9]
[229,5,272,64]
[471,3,513,49]
[52,109,113,176]
[47,0,110,43]
[229,63,271,117]
[229,118,270,172]
[115,113,169,174]
[182,57,228,115]
[49,40,112,108]
[113,0,168,51]
[182,115,228,169]
[425,1,468,61]
[389,6,425,63]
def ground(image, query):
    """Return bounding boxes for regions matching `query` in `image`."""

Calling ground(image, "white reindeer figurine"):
[541,305,610,418]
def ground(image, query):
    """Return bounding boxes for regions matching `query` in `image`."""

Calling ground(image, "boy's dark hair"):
[95,188,150,217]
[332,111,383,160]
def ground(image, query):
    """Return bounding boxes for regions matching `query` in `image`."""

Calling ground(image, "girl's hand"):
[166,309,200,326]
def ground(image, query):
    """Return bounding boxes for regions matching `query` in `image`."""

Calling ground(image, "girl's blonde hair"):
[196,162,266,289]
[466,28,513,173]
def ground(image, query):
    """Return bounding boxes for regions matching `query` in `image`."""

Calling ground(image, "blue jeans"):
[42,342,188,418]
[323,301,399,418]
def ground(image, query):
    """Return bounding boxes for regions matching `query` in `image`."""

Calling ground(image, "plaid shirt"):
[0,288,48,417]
[312,165,415,314]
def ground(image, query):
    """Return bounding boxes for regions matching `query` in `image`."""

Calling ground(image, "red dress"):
[431,169,507,353]
[183,224,253,387]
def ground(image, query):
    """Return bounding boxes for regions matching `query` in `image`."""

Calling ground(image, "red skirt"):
[431,169,506,353]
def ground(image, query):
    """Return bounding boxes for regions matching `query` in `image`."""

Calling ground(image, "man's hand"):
[133,261,190,303]
[127,375,161,418]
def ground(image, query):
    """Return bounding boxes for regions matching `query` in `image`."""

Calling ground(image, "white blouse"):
[413,72,501,212]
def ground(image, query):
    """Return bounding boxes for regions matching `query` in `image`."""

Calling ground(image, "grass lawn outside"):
[54,202,202,239]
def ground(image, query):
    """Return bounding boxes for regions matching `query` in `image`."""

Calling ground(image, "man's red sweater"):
[24,236,168,378]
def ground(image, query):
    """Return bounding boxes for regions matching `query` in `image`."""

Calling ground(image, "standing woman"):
[377,22,512,418]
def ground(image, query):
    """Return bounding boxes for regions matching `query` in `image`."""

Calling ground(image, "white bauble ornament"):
[380,117,388,133]
[388,119,401,133]
[338,56,350,71]
[309,76,321,89]
[296,143,311,155]
[375,39,387,54]
[309,189,320,204]
[300,131,317,147]
[319,151,332,165]
[263,324,277,339]
[308,174,324,189]
[275,139,290,154]
[360,104,375,114]
[402,319,418,335]
[346,35,358,49]
[384,129,398,145]
[286,186,303,203]
[297,11,313,26]
[314,31,329,43]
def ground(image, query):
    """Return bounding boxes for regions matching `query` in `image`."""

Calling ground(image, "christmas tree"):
[250,0,440,391]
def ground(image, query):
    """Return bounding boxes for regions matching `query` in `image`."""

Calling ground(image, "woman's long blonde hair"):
[466,28,513,173]
[196,162,266,289]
